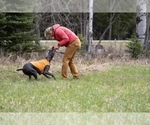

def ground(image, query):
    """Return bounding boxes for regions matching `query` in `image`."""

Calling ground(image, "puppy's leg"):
[45,72,56,80]
[43,66,51,79]
[43,66,56,80]
[30,69,38,80]
[32,73,38,80]
[43,74,50,78]
[29,75,31,80]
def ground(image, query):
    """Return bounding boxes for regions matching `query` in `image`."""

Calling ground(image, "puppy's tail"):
[16,68,23,71]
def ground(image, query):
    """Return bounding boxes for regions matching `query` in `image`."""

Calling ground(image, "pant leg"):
[69,39,81,78]
[62,39,81,79]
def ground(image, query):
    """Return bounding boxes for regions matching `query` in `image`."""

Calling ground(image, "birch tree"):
[144,1,150,50]
[144,13,150,50]
[136,0,147,47]
[88,0,94,53]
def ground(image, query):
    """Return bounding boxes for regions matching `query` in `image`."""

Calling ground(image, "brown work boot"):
[62,77,68,80]
[73,76,79,80]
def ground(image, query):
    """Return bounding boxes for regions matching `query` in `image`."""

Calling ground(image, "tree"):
[88,0,94,53]
[144,13,150,50]
[93,13,136,40]
[136,0,150,51]
[0,0,41,53]
[126,34,142,58]
[0,13,40,53]
[136,0,147,47]
[36,0,89,47]
[0,13,6,33]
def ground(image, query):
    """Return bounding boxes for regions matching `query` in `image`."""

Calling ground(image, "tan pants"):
[62,39,81,79]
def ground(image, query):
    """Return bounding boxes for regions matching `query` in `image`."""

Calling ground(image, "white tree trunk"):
[88,0,94,53]
[144,14,150,50]
[136,0,147,46]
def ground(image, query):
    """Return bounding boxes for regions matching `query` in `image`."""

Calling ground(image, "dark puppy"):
[17,47,56,80]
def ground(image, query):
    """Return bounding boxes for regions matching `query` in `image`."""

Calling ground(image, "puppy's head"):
[46,46,56,62]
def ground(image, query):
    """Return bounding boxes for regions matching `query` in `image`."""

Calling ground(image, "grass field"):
[1,42,150,124]
[0,63,150,112]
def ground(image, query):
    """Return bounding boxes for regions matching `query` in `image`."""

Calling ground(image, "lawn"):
[0,64,150,112]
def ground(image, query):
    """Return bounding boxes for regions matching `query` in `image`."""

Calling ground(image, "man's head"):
[44,27,54,39]
[46,46,56,62]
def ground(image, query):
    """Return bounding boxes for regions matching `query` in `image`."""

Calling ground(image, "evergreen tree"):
[0,13,40,53]
[0,13,6,36]
[0,13,7,49]
[126,35,142,58]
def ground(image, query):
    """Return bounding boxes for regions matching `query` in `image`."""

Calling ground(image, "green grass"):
[0,65,150,112]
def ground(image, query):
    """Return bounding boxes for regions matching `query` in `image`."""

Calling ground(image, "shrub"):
[126,35,142,58]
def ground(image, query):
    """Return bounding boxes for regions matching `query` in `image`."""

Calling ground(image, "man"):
[44,24,81,79]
